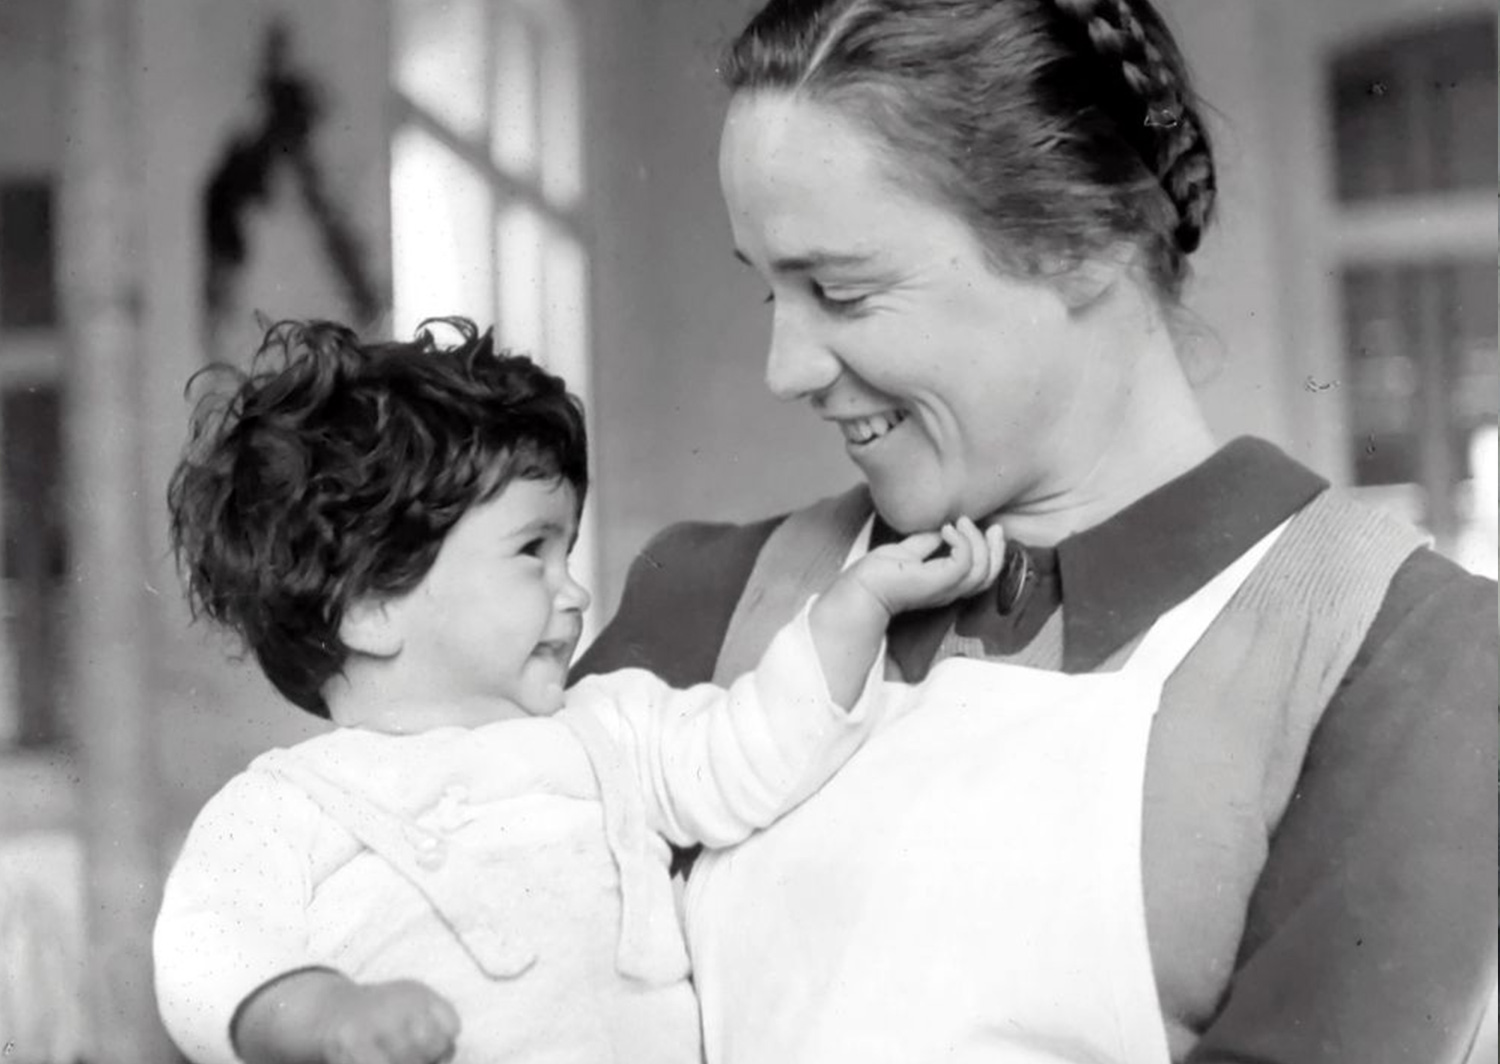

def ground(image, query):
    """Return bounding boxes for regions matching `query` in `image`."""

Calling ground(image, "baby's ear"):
[339,595,404,658]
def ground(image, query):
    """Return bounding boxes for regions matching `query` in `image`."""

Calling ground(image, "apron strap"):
[559,711,692,984]
[259,751,537,978]
[1122,519,1290,687]
[713,486,873,686]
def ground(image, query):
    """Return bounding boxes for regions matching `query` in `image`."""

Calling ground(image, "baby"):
[152,318,1002,1064]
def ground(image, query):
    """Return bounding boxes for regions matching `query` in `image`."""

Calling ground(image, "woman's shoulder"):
[1299,487,1497,679]
[1347,542,1497,703]
[571,512,788,686]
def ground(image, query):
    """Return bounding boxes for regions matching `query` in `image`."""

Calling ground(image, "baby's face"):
[379,477,590,728]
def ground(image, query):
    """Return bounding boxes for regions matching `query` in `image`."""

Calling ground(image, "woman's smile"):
[834,409,909,448]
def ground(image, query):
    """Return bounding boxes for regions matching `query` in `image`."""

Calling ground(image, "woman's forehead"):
[720,92,956,267]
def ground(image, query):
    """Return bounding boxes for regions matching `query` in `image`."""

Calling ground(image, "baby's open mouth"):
[533,638,576,662]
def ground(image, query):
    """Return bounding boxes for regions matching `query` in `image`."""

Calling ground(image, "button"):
[408,830,447,871]
[995,542,1032,617]
[431,786,475,833]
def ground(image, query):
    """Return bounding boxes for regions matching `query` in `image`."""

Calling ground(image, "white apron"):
[687,522,1285,1064]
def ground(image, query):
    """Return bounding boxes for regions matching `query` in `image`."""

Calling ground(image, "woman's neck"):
[995,308,1218,547]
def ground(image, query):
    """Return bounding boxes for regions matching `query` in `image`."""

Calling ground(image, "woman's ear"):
[339,595,404,658]
[1054,244,1135,312]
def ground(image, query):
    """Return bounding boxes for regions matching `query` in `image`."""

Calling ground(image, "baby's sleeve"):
[565,599,884,849]
[153,768,325,1064]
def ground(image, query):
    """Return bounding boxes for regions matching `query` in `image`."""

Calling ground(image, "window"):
[389,0,599,628]
[0,178,67,748]
[1330,16,1498,575]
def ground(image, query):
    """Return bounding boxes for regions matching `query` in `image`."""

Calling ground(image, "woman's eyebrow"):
[733,248,876,273]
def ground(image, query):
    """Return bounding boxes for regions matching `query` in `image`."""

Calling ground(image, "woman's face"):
[719,91,1133,534]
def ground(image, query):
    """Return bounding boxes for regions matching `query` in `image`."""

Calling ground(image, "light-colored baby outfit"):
[154,608,878,1064]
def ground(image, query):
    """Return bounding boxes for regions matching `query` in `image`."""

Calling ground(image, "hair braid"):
[1053,0,1215,253]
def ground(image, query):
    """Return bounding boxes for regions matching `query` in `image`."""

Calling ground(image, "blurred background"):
[0,0,1494,1059]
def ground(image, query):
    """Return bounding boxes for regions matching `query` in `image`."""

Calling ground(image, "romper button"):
[412,832,447,870]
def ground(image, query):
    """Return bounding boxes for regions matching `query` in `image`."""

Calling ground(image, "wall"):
[1164,0,1298,453]
[587,0,856,612]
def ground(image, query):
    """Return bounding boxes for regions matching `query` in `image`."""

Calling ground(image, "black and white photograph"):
[0,0,1495,1061]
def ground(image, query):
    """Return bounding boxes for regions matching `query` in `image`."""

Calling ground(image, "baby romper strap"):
[713,485,874,685]
[559,711,692,984]
[259,752,537,978]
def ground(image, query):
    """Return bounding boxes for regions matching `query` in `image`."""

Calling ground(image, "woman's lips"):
[838,410,909,446]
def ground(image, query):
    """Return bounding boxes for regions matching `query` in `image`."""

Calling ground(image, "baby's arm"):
[153,772,459,1064]
[809,518,1003,707]
[568,519,1002,848]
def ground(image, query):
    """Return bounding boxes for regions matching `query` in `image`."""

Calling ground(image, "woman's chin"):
[867,484,954,535]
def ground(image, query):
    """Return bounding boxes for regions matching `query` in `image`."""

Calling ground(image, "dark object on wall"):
[202,21,380,346]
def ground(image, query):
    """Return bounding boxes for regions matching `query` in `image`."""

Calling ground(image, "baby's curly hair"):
[167,317,588,717]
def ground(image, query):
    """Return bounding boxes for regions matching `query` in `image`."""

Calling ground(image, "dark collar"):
[1056,436,1326,669]
[872,437,1328,673]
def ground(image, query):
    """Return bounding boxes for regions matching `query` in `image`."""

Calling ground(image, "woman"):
[574,0,1497,1060]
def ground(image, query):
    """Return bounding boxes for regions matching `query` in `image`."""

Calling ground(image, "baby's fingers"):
[882,530,945,562]
[944,517,994,595]
[982,522,1007,587]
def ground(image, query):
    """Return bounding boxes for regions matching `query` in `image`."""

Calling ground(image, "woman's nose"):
[764,312,841,401]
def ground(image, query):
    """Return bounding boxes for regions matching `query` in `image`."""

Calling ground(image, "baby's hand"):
[316,979,460,1064]
[842,517,1005,619]
[806,517,1003,708]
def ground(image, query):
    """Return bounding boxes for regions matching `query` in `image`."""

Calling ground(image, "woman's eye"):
[811,281,866,314]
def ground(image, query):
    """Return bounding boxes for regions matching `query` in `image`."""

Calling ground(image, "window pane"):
[543,230,589,400]
[390,126,494,339]
[495,202,544,357]
[1332,16,1498,202]
[1453,424,1497,577]
[491,10,540,179]
[1,385,65,748]
[538,11,584,206]
[0,181,57,328]
[1428,27,1497,193]
[1449,260,1500,459]
[394,0,487,139]
[1332,59,1408,201]
[1343,259,1497,552]
[1345,265,1420,485]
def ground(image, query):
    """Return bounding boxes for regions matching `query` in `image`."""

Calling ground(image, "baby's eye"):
[518,537,546,558]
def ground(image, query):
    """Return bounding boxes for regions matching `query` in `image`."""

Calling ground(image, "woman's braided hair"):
[722,0,1217,302]
[1051,0,1215,255]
